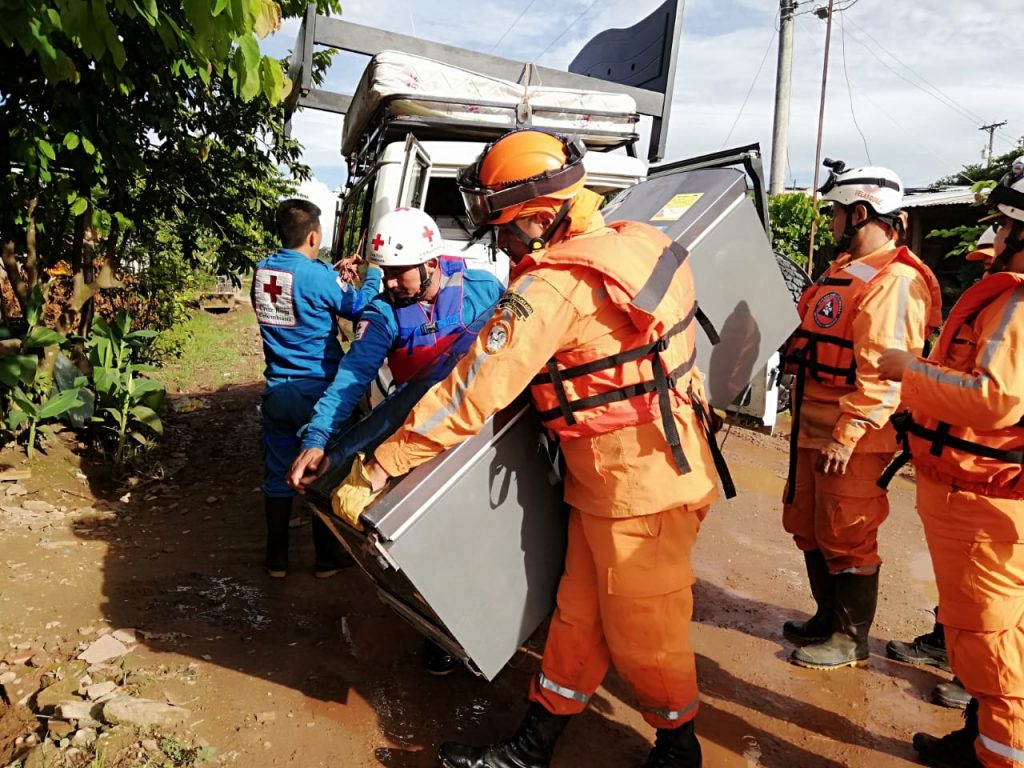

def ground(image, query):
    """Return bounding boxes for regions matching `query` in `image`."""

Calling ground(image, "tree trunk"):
[24,197,39,298]
[1,240,24,319]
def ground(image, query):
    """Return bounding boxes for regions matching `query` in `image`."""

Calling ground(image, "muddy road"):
[0,371,961,767]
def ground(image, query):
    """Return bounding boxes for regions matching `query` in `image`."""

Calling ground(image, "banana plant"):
[8,385,84,458]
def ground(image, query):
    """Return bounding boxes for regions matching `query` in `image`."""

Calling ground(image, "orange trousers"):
[782,448,891,574]
[529,505,708,730]
[917,472,1024,768]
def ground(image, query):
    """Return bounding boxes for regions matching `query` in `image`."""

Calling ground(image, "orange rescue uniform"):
[374,190,720,729]
[898,273,1024,768]
[782,243,940,572]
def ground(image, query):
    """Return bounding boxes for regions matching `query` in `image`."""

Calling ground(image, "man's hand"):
[331,453,389,529]
[288,447,330,493]
[334,254,363,285]
[878,348,915,382]
[820,439,854,475]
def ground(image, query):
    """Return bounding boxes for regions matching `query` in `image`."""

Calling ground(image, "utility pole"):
[806,0,835,277]
[770,0,797,195]
[979,121,1008,166]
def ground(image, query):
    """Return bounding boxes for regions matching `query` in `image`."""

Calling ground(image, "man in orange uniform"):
[332,129,728,768]
[879,177,1024,768]
[781,160,941,669]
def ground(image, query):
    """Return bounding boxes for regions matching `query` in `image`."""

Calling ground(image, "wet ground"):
[0,368,962,767]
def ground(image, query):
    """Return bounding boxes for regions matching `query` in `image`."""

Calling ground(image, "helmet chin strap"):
[990,221,1024,273]
[389,263,434,307]
[837,203,901,252]
[506,201,572,252]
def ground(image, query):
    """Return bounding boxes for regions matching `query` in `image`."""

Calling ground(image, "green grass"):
[156,307,263,394]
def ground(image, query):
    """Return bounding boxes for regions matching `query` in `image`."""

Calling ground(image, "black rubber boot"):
[311,511,353,578]
[933,677,971,710]
[640,721,702,768]
[790,571,878,670]
[783,550,835,645]
[439,703,571,768]
[264,495,292,577]
[913,697,982,767]
[885,607,950,671]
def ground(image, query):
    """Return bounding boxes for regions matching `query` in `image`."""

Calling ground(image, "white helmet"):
[1013,155,1024,172]
[977,225,997,247]
[365,208,444,267]
[988,177,1024,224]
[818,159,904,215]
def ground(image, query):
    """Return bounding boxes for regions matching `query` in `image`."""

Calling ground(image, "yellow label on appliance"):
[651,193,703,222]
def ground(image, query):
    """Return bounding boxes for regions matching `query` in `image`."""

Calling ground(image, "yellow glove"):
[331,453,385,530]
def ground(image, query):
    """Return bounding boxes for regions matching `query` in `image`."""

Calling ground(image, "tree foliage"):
[0,0,339,333]
[768,192,834,269]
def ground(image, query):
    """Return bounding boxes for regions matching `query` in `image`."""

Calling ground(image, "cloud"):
[264,0,1022,191]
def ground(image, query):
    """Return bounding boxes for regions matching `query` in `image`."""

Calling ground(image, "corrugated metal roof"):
[901,187,975,208]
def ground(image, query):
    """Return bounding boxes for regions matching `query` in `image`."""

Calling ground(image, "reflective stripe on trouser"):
[529,506,707,730]
[916,473,1024,768]
[782,448,892,573]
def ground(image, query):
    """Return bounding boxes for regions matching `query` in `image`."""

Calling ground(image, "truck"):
[283,0,803,679]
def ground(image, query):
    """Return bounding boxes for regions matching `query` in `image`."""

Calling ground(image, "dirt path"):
[1,314,962,767]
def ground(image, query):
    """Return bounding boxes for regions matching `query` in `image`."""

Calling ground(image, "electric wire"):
[845,14,1015,146]
[489,0,541,54]
[838,11,871,163]
[534,0,603,63]
[721,10,779,148]
[842,22,1015,150]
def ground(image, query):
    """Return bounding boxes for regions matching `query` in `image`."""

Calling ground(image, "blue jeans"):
[261,377,331,498]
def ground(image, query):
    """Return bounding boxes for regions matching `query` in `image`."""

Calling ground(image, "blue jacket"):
[300,266,503,450]
[253,249,383,380]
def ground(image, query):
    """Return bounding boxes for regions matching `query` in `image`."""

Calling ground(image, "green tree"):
[768,192,834,269]
[0,0,339,334]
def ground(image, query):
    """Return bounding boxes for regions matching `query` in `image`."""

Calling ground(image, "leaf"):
[126,330,159,340]
[38,139,56,160]
[253,0,281,38]
[82,137,95,155]
[130,405,163,435]
[11,387,38,418]
[213,0,230,16]
[70,197,88,217]
[16,355,38,386]
[0,358,21,388]
[130,378,165,397]
[92,367,118,397]
[26,284,45,327]
[63,132,80,150]
[238,33,260,73]
[23,326,67,350]
[260,57,284,104]
[39,388,84,420]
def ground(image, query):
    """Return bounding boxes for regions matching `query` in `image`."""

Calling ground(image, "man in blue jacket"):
[253,198,382,579]
[286,207,503,672]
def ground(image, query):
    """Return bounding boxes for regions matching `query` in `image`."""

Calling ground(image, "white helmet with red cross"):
[365,208,444,267]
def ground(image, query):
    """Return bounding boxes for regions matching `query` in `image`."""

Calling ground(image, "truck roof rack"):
[284,0,685,164]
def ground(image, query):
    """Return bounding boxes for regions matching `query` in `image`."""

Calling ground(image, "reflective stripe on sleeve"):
[537,673,590,704]
[979,733,1024,764]
[641,694,700,722]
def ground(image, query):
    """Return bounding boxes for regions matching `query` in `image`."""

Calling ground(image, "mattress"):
[341,50,639,156]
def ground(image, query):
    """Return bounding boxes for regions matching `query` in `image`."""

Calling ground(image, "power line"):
[534,0,603,63]
[843,17,1016,149]
[489,0,541,54]
[722,12,779,148]
[837,11,870,163]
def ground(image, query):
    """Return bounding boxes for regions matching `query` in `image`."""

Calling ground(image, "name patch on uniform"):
[254,269,296,327]
[813,292,843,329]
[485,321,511,354]
[497,291,533,320]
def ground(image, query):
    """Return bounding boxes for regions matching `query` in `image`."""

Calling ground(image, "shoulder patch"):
[497,291,533,320]
[354,319,369,341]
[254,269,296,327]
[484,320,512,354]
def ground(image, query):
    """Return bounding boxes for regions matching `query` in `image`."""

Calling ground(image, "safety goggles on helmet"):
[457,134,587,229]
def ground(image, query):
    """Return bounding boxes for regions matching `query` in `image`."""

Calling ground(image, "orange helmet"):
[457,130,587,227]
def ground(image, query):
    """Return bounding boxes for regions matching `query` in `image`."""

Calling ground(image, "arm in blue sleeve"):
[300,308,395,450]
[318,264,384,319]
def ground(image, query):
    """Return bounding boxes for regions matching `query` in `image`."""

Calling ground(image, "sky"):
[261,0,1024,246]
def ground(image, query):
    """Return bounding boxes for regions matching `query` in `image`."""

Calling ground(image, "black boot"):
[783,550,835,645]
[913,698,982,767]
[439,703,571,768]
[933,677,971,710]
[640,721,702,768]
[886,607,950,671]
[264,495,292,577]
[311,510,353,578]
[791,571,878,669]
